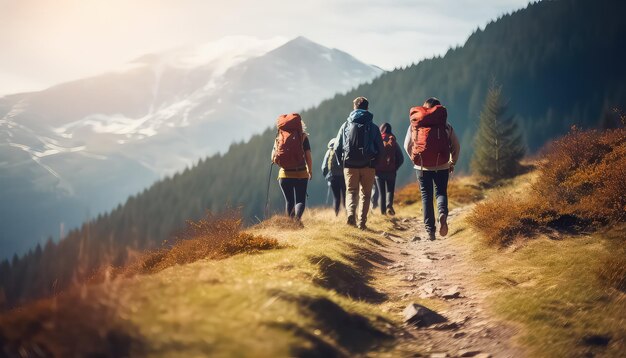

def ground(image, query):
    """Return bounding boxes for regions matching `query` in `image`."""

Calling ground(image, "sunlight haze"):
[0,0,529,96]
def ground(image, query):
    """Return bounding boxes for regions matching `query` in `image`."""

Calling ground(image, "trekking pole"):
[326,185,330,205]
[264,163,274,219]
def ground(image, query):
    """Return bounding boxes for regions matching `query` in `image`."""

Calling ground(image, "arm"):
[372,124,384,163]
[448,126,461,165]
[305,150,313,180]
[321,149,330,177]
[404,125,412,157]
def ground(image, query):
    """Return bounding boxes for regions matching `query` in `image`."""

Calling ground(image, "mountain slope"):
[0,36,382,258]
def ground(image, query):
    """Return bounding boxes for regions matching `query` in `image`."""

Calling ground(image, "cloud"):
[0,0,530,95]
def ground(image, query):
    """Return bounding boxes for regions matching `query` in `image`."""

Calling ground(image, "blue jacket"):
[334,109,383,168]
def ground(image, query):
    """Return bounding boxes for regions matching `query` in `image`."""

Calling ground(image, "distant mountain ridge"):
[0,36,382,258]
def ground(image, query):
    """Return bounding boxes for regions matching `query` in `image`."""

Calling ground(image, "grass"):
[457,221,626,358]
[0,209,408,357]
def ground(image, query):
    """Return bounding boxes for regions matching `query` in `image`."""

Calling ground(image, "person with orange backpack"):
[375,122,404,215]
[271,113,313,224]
[404,98,460,240]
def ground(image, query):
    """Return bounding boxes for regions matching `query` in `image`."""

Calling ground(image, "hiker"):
[404,97,460,240]
[321,138,346,216]
[271,113,313,223]
[375,122,404,215]
[334,97,383,230]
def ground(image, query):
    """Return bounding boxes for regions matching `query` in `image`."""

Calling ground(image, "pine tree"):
[471,82,525,180]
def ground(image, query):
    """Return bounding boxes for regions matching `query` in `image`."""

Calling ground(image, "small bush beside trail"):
[468,127,626,246]
[98,211,279,279]
[396,179,484,207]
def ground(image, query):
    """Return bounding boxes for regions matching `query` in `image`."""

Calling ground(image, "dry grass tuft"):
[468,127,626,246]
[598,251,626,292]
[396,177,484,207]
[96,211,279,279]
[253,215,305,230]
[0,288,143,357]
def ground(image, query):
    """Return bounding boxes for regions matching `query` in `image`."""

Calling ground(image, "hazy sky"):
[0,0,529,96]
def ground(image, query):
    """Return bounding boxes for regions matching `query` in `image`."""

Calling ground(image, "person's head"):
[353,96,369,110]
[423,97,441,108]
[380,122,392,135]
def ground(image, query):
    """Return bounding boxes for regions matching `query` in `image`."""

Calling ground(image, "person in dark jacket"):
[321,138,346,216]
[375,122,404,215]
[334,97,383,230]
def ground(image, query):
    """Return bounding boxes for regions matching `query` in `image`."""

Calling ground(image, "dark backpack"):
[375,133,397,172]
[343,122,375,167]
[272,113,306,169]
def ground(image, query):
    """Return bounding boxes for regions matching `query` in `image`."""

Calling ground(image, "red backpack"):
[410,105,450,167]
[375,133,397,172]
[272,113,306,169]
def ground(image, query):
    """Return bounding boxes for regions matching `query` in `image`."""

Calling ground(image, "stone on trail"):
[429,353,449,358]
[402,303,447,327]
[458,349,483,357]
[453,331,466,338]
[402,274,416,282]
[442,286,461,299]
[412,235,421,241]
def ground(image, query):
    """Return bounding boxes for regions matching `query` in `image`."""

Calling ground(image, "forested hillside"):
[2,0,626,308]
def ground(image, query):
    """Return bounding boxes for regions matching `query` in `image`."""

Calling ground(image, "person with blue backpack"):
[321,138,346,216]
[333,97,383,230]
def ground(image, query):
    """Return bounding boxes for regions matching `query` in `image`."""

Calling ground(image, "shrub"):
[396,179,484,207]
[99,211,279,279]
[468,127,626,246]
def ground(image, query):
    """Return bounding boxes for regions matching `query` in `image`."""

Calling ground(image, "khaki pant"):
[344,167,376,225]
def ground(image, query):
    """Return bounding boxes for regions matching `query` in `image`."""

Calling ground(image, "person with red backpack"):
[271,113,313,224]
[404,98,460,240]
[375,122,404,215]
[334,97,383,230]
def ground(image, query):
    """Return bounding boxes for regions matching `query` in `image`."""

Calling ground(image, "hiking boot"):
[347,215,356,227]
[387,207,396,216]
[439,213,448,237]
[428,231,436,241]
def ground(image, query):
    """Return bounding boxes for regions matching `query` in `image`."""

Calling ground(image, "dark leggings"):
[375,171,397,214]
[329,176,346,215]
[279,178,308,220]
[417,169,449,233]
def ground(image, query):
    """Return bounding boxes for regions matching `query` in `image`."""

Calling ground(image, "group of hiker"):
[271,96,460,240]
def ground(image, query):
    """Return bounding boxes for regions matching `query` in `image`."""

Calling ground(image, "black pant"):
[375,171,397,214]
[417,169,449,233]
[279,178,308,220]
[328,176,346,215]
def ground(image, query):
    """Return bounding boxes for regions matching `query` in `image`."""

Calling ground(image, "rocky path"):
[379,206,525,358]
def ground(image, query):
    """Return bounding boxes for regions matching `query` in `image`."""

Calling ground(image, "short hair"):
[353,97,369,110]
[423,97,441,108]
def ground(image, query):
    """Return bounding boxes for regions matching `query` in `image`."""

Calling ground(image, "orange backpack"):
[272,113,306,169]
[410,105,450,167]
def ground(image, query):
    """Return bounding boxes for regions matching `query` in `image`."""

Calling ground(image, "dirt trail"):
[378,205,525,358]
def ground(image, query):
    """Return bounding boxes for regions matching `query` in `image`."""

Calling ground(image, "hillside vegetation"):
[1,126,624,357]
[3,0,626,309]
